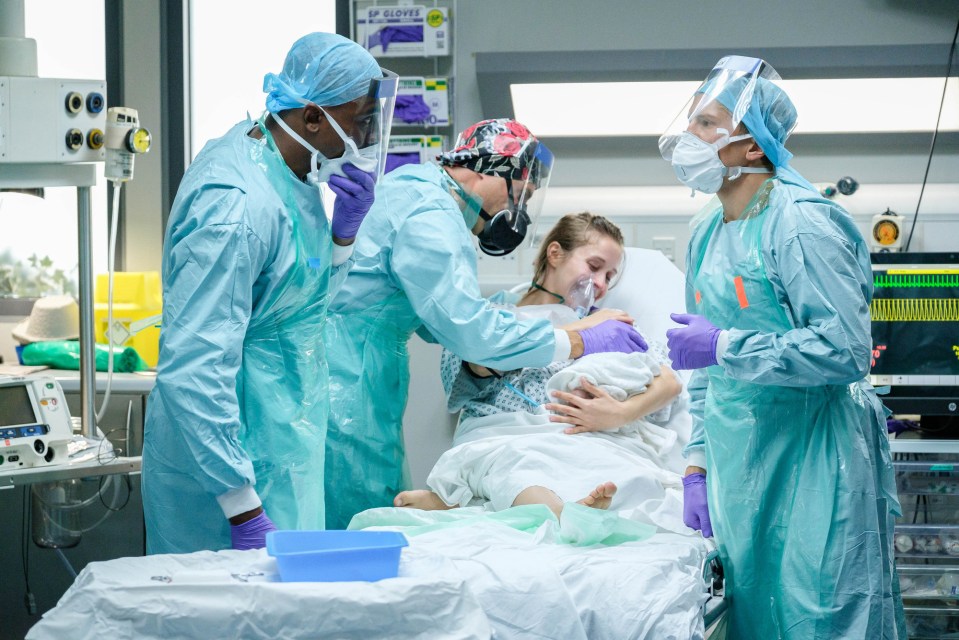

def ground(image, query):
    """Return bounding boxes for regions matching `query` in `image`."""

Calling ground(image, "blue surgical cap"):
[712,76,797,168]
[263,33,381,112]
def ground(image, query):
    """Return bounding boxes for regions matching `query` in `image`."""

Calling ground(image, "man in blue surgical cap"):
[142,33,398,553]
[660,56,905,638]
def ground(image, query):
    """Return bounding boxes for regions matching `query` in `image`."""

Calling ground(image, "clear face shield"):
[322,68,399,183]
[658,56,786,193]
[477,141,554,256]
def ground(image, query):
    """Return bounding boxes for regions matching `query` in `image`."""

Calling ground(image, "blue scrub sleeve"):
[390,208,556,370]
[722,209,873,387]
[156,192,267,498]
[328,250,354,295]
[414,324,438,344]
[682,368,708,468]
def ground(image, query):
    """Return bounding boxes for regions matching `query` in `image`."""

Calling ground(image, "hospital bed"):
[27,248,726,639]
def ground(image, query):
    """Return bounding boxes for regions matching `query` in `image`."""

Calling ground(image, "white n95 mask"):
[670,129,770,195]
[270,108,377,186]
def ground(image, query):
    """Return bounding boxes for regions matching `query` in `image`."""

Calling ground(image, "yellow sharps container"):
[94,271,162,367]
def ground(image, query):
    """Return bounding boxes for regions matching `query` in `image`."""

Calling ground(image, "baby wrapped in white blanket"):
[427,350,687,533]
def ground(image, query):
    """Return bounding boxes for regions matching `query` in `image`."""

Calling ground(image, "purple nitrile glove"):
[230,511,277,551]
[666,313,722,370]
[887,418,919,435]
[579,320,648,357]
[682,472,713,538]
[328,164,376,241]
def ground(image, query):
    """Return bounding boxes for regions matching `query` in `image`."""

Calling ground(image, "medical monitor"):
[870,252,959,414]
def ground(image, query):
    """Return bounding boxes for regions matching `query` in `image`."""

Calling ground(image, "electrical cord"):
[903,16,959,251]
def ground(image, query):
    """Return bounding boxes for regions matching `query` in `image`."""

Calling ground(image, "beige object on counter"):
[11,295,80,345]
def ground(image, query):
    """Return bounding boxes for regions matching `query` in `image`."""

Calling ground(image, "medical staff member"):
[325,118,647,529]
[662,56,904,638]
[142,33,399,554]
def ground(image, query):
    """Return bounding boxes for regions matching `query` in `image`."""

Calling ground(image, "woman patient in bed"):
[395,213,687,528]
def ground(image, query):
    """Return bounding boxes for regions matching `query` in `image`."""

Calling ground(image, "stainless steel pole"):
[77,185,97,437]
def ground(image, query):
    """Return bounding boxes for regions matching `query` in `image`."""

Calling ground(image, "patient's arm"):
[559,308,634,332]
[545,366,682,434]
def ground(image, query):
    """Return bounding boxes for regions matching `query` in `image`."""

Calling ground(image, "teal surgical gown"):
[684,178,905,639]
[143,119,346,553]
[324,163,557,529]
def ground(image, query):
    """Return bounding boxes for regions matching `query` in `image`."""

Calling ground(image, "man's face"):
[476,174,534,215]
[685,97,736,144]
[312,97,376,159]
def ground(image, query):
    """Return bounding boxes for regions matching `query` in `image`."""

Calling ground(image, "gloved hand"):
[666,313,722,370]
[579,320,648,356]
[682,472,713,538]
[328,164,376,240]
[230,511,277,550]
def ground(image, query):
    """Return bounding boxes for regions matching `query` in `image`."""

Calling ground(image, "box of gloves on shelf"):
[394,76,450,127]
[356,5,450,57]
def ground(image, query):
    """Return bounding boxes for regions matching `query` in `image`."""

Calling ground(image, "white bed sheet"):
[26,517,710,640]
[25,548,492,640]
[386,515,711,639]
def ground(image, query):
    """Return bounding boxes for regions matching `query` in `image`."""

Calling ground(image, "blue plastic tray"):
[266,530,409,583]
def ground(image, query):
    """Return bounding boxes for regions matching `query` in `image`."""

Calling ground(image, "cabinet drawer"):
[899,565,959,600]
[897,493,959,526]
[896,461,959,496]
[904,605,959,640]
[894,524,959,558]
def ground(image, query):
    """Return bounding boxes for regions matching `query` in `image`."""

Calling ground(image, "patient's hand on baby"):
[560,308,633,332]
[547,378,631,434]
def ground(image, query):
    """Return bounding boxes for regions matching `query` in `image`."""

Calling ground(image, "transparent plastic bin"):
[897,493,959,526]
[904,604,959,639]
[899,565,959,599]
[894,524,959,559]
[266,530,408,583]
[896,461,959,496]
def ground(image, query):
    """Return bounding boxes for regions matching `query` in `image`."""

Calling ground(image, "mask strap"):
[716,128,771,180]
[270,112,317,154]
[317,106,362,157]
[726,166,774,181]
[270,111,322,179]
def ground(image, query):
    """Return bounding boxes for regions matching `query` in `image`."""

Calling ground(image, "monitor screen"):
[870,252,959,386]
[0,383,39,428]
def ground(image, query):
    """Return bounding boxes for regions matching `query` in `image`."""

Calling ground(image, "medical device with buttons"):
[0,376,74,469]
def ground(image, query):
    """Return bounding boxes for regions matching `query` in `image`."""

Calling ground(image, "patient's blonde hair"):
[529,212,624,293]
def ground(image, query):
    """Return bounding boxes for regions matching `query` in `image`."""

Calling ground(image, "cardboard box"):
[357,5,450,57]
[395,76,450,127]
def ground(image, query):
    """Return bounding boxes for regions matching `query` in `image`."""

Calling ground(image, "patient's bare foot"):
[394,490,454,511]
[576,481,617,510]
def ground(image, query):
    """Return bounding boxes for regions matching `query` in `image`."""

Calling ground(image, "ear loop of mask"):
[270,111,322,179]
[713,127,772,181]
[270,105,363,183]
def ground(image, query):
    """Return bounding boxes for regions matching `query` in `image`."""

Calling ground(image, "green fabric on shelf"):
[21,340,148,373]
